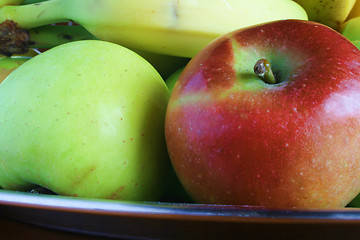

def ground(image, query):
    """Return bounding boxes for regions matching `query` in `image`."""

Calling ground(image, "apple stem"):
[254,59,277,84]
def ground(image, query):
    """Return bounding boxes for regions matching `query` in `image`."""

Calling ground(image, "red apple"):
[165,19,360,208]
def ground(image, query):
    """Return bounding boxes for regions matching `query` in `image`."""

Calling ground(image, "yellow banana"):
[293,0,356,31]
[0,0,307,58]
[0,21,189,78]
[347,0,360,21]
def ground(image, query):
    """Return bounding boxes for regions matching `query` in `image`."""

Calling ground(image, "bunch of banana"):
[0,0,307,58]
[0,22,190,78]
[292,0,360,31]
[0,23,98,56]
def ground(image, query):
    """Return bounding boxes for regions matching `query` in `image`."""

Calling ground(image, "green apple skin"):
[352,40,360,50]
[0,40,171,201]
[165,20,360,208]
[348,194,360,207]
[0,57,30,83]
[342,17,360,41]
[0,49,40,83]
[131,48,189,80]
[165,67,185,93]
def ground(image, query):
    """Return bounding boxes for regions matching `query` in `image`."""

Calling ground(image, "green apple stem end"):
[254,58,277,84]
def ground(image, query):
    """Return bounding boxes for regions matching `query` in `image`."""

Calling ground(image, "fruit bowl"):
[1,189,360,239]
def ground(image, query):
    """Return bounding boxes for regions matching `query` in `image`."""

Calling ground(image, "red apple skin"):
[165,20,360,208]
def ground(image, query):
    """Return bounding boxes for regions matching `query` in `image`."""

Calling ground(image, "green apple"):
[0,56,30,83]
[0,40,171,201]
[165,67,185,93]
[352,40,360,49]
[131,49,189,80]
[341,16,360,41]
[0,48,39,83]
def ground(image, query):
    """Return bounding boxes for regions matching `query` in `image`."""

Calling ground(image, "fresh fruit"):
[0,48,39,82]
[0,40,171,201]
[0,0,307,57]
[22,0,46,3]
[345,40,360,208]
[165,67,185,92]
[341,17,360,42]
[28,24,97,49]
[353,40,360,49]
[0,56,30,82]
[0,0,25,7]
[0,20,187,79]
[348,195,360,207]
[347,0,360,21]
[130,49,189,80]
[8,47,40,57]
[0,20,98,56]
[293,0,356,30]
[160,66,192,203]
[165,19,360,208]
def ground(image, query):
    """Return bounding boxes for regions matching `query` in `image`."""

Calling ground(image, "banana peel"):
[347,0,360,20]
[0,0,308,58]
[293,0,356,31]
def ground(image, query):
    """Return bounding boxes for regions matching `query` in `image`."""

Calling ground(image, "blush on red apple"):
[165,19,360,208]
